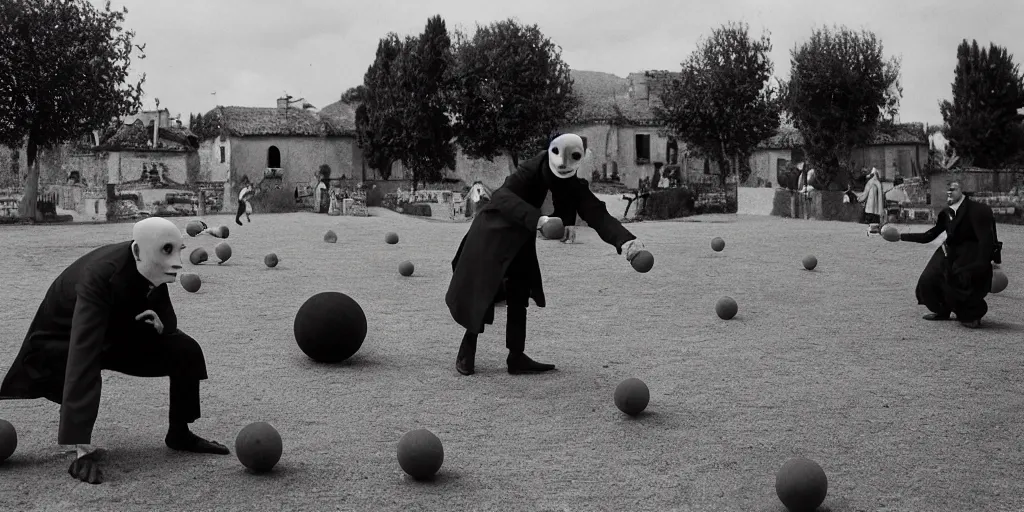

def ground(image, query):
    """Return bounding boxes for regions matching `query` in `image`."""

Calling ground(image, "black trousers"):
[102,330,208,425]
[915,248,989,322]
[503,277,529,354]
[235,200,248,223]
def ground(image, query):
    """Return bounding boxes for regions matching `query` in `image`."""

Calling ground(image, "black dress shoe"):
[456,357,474,376]
[456,340,476,376]
[507,353,556,374]
[923,312,951,321]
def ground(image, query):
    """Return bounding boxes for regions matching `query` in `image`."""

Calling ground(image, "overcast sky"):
[96,0,1024,126]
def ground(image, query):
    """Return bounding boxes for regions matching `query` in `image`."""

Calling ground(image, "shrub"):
[252,186,299,213]
[402,202,432,217]
[641,188,695,220]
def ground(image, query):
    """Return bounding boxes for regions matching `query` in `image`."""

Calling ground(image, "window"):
[635,134,651,164]
[267,146,281,168]
[219,146,225,163]
[666,139,678,165]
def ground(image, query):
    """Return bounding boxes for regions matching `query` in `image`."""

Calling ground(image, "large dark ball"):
[235,421,283,473]
[776,457,828,511]
[294,292,367,363]
[397,429,444,480]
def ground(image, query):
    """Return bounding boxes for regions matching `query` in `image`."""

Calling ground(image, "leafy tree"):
[654,22,783,186]
[0,0,145,220]
[189,112,207,138]
[939,40,1024,169]
[341,85,366,104]
[448,19,577,168]
[393,15,456,190]
[357,34,407,181]
[781,25,901,185]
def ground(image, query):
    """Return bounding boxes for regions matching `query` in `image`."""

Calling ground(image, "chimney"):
[277,97,289,109]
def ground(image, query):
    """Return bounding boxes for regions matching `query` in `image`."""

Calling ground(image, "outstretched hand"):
[68,448,107,484]
[622,239,646,261]
[135,309,164,335]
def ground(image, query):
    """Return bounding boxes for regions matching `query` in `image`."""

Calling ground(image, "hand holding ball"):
[630,250,654,273]
[880,224,900,242]
[540,217,565,239]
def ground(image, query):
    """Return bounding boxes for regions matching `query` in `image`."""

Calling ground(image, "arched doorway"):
[267,146,281,168]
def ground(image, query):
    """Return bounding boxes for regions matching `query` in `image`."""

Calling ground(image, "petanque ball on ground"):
[385,232,399,244]
[398,261,414,277]
[881,224,900,242]
[189,247,208,265]
[294,291,367,363]
[991,271,1008,293]
[217,225,230,239]
[0,419,17,463]
[715,296,738,320]
[235,422,283,473]
[802,255,817,271]
[776,457,828,512]
[264,253,279,268]
[613,378,650,416]
[324,230,337,243]
[711,237,725,252]
[631,250,654,273]
[180,273,201,293]
[214,242,232,263]
[185,220,205,237]
[397,429,444,480]
[540,217,565,239]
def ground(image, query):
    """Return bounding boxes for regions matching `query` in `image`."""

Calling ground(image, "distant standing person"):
[235,177,253,226]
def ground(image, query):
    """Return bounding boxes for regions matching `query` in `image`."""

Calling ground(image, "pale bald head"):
[131,217,184,286]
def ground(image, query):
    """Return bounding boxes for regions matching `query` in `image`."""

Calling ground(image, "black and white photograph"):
[1,0,1022,509]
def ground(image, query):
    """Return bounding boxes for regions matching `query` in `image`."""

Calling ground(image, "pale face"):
[947,182,964,205]
[548,134,586,179]
[132,218,185,285]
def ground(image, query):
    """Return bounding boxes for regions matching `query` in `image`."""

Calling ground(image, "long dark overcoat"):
[901,197,995,310]
[445,150,636,333]
[0,241,178,445]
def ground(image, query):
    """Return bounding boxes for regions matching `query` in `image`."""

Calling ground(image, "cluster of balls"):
[880,224,1009,293]
[538,217,654,273]
[180,220,238,293]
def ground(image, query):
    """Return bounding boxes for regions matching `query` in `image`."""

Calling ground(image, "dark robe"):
[1,241,205,445]
[900,197,996,322]
[446,151,637,333]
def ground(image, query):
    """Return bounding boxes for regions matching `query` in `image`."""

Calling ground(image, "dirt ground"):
[0,211,1021,512]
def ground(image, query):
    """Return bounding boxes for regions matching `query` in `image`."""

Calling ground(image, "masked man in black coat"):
[894,180,996,328]
[446,134,648,376]
[1,217,229,484]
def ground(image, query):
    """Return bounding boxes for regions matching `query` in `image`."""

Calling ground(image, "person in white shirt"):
[235,177,254,226]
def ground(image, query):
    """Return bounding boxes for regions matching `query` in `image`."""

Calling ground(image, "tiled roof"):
[199,106,352,139]
[95,121,199,152]
[568,70,662,125]
[756,122,928,149]
[318,100,358,133]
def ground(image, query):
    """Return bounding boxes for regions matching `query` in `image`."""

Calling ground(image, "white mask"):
[131,217,185,286]
[548,134,587,179]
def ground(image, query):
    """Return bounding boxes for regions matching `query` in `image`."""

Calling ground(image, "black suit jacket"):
[0,241,178,445]
[445,150,636,332]
[901,197,995,281]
